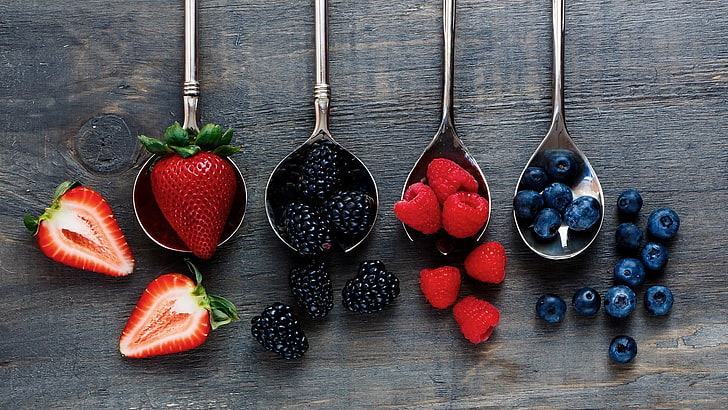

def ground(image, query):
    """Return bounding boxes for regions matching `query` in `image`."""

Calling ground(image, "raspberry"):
[464,241,507,284]
[393,182,441,235]
[419,266,461,309]
[426,158,479,203]
[441,192,489,239]
[452,296,500,344]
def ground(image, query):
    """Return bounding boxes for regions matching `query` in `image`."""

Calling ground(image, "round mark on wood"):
[74,114,136,173]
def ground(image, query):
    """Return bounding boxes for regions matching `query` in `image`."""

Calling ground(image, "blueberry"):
[564,196,602,231]
[647,207,680,240]
[544,149,580,183]
[536,293,566,323]
[609,335,638,364]
[520,166,549,192]
[513,190,544,221]
[613,258,646,287]
[616,189,643,217]
[532,208,562,239]
[615,222,644,251]
[604,285,636,318]
[542,182,573,214]
[640,242,669,271]
[572,287,601,315]
[644,285,674,316]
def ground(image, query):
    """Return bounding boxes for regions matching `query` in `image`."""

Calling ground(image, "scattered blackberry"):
[289,260,334,319]
[323,190,375,243]
[644,285,674,316]
[609,335,638,364]
[604,285,636,319]
[342,260,400,313]
[535,293,567,323]
[297,139,341,202]
[283,202,333,257]
[251,302,309,360]
[572,287,601,315]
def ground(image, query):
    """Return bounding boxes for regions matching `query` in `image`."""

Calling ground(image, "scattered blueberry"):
[616,189,643,217]
[647,207,680,240]
[544,149,580,183]
[513,190,544,221]
[609,335,638,364]
[604,285,637,318]
[542,182,573,214]
[536,293,567,323]
[564,196,602,231]
[520,166,549,192]
[613,258,646,287]
[615,222,644,251]
[644,285,674,316]
[572,287,601,315]
[640,242,669,271]
[532,208,562,239]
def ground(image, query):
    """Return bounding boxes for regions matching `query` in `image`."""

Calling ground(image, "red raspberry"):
[393,182,442,235]
[464,241,507,284]
[426,158,479,203]
[441,192,489,239]
[419,266,461,309]
[452,296,500,344]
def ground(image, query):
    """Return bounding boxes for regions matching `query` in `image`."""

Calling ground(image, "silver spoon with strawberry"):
[512,0,603,260]
[264,0,378,256]
[398,0,491,255]
[132,0,247,259]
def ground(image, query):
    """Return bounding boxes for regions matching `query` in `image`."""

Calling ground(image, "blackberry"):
[323,190,376,243]
[342,260,400,313]
[251,302,309,360]
[289,260,334,319]
[283,202,333,257]
[297,139,341,202]
[535,293,567,323]
[609,335,638,364]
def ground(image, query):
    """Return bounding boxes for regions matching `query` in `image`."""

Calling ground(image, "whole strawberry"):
[139,123,240,259]
[453,296,500,344]
[464,241,507,284]
[420,266,461,309]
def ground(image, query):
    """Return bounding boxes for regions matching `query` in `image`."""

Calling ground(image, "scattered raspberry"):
[452,296,500,344]
[464,241,507,284]
[426,158,479,203]
[394,182,442,235]
[419,266,461,309]
[441,192,489,239]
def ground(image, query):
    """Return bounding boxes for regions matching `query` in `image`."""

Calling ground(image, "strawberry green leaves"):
[139,122,240,159]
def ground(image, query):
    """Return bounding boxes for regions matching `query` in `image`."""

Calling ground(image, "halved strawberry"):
[24,181,134,277]
[119,260,239,358]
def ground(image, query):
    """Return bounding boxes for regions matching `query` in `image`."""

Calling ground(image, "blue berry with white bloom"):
[644,285,673,316]
[513,190,544,221]
[564,196,602,231]
[532,208,562,239]
[647,207,680,240]
[542,182,573,214]
[536,293,567,323]
[616,189,643,217]
[640,242,669,271]
[613,258,646,287]
[520,166,549,192]
[572,287,601,315]
[609,335,638,364]
[615,222,644,251]
[604,285,636,318]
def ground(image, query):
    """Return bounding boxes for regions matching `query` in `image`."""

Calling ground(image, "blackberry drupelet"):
[342,260,400,313]
[289,260,334,319]
[251,302,309,360]
[297,139,342,202]
[283,202,333,257]
[323,190,375,243]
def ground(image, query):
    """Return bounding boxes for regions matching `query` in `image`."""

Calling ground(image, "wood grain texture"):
[1,0,727,408]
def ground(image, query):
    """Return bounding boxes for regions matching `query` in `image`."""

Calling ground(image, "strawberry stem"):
[184,259,240,330]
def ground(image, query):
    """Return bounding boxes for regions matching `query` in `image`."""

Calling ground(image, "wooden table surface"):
[2,0,727,408]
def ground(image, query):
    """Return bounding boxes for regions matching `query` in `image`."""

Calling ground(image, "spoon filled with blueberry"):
[264,0,378,257]
[512,0,604,259]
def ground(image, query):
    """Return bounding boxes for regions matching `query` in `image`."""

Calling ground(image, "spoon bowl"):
[513,0,603,259]
[264,0,378,254]
[401,0,491,255]
[132,0,247,253]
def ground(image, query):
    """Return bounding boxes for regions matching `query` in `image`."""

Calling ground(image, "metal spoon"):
[513,0,603,260]
[132,0,247,253]
[264,0,378,253]
[401,0,491,255]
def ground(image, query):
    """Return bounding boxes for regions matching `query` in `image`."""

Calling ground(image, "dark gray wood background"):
[2,0,726,407]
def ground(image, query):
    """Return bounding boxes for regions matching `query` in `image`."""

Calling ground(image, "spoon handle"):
[441,0,455,128]
[183,0,200,132]
[551,0,565,127]
[313,0,331,134]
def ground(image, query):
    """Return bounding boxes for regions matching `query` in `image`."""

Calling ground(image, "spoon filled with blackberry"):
[512,0,603,259]
[264,0,378,257]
